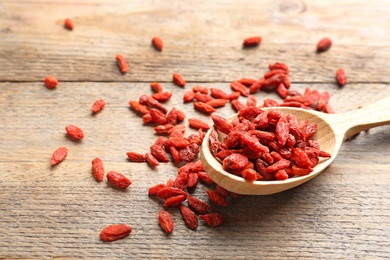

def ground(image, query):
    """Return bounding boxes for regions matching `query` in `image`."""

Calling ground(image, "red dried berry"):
[210,88,229,99]
[317,37,332,52]
[151,92,172,103]
[91,99,106,114]
[126,152,146,162]
[197,171,215,185]
[65,124,84,140]
[336,68,347,87]
[106,171,132,189]
[230,81,249,97]
[44,76,58,89]
[243,36,262,47]
[148,183,167,195]
[158,211,174,234]
[145,152,160,167]
[51,147,68,166]
[180,205,198,230]
[100,224,132,242]
[173,73,186,87]
[91,157,104,181]
[188,195,210,214]
[163,195,187,208]
[199,213,224,227]
[152,36,163,51]
[115,54,128,73]
[129,100,150,115]
[188,118,210,130]
[206,190,228,207]
[193,102,216,114]
[64,18,74,30]
[157,187,188,200]
[150,82,163,93]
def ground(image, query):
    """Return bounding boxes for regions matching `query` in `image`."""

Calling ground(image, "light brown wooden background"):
[0,0,389,259]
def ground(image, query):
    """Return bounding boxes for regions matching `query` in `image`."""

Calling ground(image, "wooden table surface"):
[1,0,390,259]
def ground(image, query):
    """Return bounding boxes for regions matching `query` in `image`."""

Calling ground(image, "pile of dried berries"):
[209,107,331,181]
[47,30,347,242]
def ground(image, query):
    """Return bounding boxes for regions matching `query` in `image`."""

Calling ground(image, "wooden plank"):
[1,0,390,82]
[0,81,389,258]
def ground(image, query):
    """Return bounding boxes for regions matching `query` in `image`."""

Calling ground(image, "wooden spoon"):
[200,97,390,195]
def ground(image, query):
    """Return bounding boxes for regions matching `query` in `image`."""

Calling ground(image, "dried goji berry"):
[197,171,215,185]
[152,36,163,51]
[265,158,290,173]
[183,89,195,103]
[317,37,332,52]
[150,144,169,162]
[274,169,289,180]
[150,82,163,93]
[173,73,186,87]
[126,152,146,162]
[106,171,132,189]
[222,153,249,171]
[157,187,188,200]
[243,36,262,47]
[228,91,241,100]
[174,172,189,190]
[142,113,153,124]
[241,168,262,182]
[91,99,106,114]
[246,95,257,107]
[199,213,224,227]
[192,85,209,94]
[210,88,229,99]
[149,109,167,125]
[206,98,228,108]
[148,183,167,195]
[211,114,233,134]
[169,146,181,164]
[180,205,198,230]
[129,100,150,115]
[44,76,58,89]
[163,194,187,207]
[154,124,175,135]
[145,152,159,166]
[65,124,84,140]
[51,147,68,166]
[231,99,246,111]
[151,92,172,103]
[336,68,347,87]
[193,102,216,114]
[115,54,128,73]
[238,78,257,87]
[206,190,228,207]
[187,172,198,189]
[194,92,213,103]
[91,157,104,181]
[230,81,249,97]
[188,195,210,214]
[64,18,74,30]
[100,224,132,242]
[139,94,168,114]
[158,211,174,234]
[249,78,265,94]
[188,118,210,130]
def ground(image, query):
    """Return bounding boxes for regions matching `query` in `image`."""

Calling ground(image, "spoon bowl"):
[200,97,390,195]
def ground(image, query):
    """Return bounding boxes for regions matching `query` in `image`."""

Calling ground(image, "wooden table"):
[1,0,389,259]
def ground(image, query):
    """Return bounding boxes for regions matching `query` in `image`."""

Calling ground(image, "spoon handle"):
[329,97,390,140]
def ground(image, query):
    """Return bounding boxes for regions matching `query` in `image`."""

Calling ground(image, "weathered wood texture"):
[0,0,390,259]
[1,0,390,82]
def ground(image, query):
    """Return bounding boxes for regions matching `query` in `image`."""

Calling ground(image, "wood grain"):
[1,0,390,82]
[0,0,390,259]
